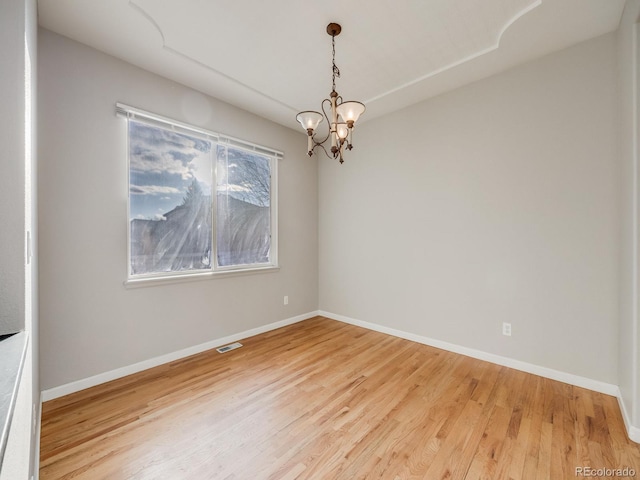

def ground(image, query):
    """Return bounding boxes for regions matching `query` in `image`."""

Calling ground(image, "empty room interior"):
[3,0,640,478]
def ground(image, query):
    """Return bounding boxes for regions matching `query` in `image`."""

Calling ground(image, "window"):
[119,104,280,282]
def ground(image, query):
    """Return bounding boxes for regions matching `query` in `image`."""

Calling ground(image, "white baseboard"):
[318,310,618,396]
[41,311,319,402]
[616,388,640,443]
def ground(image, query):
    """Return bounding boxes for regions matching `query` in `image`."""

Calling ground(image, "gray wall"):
[38,29,318,391]
[319,33,620,384]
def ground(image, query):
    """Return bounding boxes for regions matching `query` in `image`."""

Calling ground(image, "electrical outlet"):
[284,295,289,305]
[502,322,512,336]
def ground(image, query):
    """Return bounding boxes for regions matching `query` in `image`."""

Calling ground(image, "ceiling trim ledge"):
[365,0,542,105]
[128,0,299,113]
[128,0,166,44]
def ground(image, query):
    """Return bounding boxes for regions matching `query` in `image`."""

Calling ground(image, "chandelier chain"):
[332,34,340,92]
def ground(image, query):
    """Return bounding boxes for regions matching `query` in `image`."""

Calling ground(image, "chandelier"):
[296,23,365,164]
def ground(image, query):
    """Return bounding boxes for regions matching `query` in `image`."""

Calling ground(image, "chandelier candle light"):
[296,23,366,164]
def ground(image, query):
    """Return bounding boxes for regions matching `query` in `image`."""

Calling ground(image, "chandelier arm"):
[311,142,333,160]
[310,98,333,146]
[314,143,334,158]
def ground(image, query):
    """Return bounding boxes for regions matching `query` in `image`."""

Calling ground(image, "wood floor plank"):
[40,316,640,479]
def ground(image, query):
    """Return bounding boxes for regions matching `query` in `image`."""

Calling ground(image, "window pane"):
[216,145,271,267]
[129,120,213,275]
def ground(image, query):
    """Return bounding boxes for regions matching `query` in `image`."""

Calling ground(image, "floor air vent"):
[216,342,243,353]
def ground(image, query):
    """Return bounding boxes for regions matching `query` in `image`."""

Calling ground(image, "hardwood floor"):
[40,316,640,479]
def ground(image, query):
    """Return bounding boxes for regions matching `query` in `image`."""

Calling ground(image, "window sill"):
[124,265,280,289]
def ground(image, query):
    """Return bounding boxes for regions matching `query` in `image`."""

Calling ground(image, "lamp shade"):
[296,111,324,131]
[336,101,365,124]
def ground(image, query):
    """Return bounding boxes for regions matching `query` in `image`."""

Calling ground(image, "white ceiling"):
[38,0,626,131]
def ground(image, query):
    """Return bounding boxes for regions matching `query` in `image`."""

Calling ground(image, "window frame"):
[118,103,281,287]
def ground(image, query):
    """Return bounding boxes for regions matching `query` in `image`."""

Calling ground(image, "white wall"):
[38,29,318,391]
[0,0,39,478]
[0,0,27,336]
[617,0,640,434]
[319,33,619,384]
